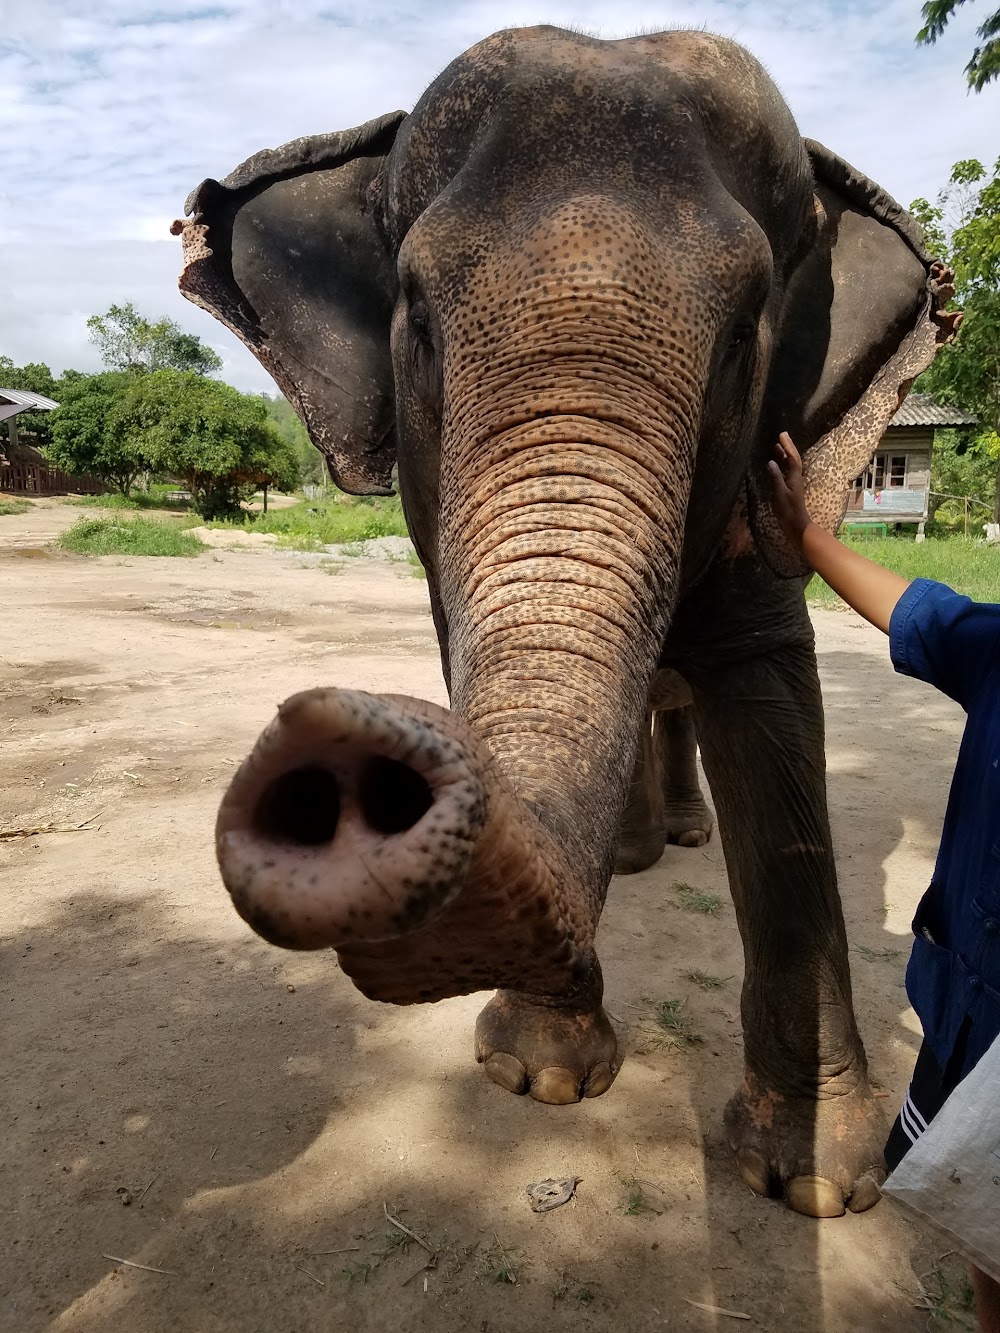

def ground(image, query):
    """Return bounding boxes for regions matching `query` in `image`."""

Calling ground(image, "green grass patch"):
[60,516,204,557]
[807,535,1000,609]
[675,883,725,915]
[206,493,409,548]
[65,490,193,511]
[684,969,731,990]
[854,944,904,963]
[0,498,32,515]
[621,1174,665,1216]
[650,998,703,1045]
[912,1254,977,1329]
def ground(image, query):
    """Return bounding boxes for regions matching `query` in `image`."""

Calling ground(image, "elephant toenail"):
[484,1053,529,1095]
[529,1066,582,1105]
[846,1170,884,1214]
[735,1148,772,1197]
[786,1175,846,1218]
[583,1060,615,1097]
[677,830,709,848]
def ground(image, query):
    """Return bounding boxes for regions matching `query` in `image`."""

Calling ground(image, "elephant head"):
[174,28,956,1003]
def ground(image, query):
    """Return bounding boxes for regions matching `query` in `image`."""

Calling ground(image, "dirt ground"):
[1,498,971,1332]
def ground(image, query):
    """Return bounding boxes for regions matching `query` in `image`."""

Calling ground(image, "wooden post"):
[7,413,19,452]
[262,483,269,514]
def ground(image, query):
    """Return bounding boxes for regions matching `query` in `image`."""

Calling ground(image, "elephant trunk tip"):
[216,688,482,952]
[252,756,433,848]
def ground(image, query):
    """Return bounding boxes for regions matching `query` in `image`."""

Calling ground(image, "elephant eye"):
[409,300,434,346]
[727,317,755,352]
[406,299,442,408]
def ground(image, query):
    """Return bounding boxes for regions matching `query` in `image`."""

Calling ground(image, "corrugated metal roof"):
[889,393,976,428]
[0,387,59,411]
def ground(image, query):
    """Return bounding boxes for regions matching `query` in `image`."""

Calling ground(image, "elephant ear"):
[171,112,406,495]
[748,140,962,575]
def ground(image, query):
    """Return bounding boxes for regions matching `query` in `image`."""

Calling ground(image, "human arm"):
[768,432,1000,706]
[767,432,910,634]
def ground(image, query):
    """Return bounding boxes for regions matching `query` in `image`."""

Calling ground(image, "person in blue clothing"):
[769,432,1000,1331]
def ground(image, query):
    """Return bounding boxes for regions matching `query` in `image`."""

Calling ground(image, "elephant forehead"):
[389,26,811,253]
[400,185,771,362]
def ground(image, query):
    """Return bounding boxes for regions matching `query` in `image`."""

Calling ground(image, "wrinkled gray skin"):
[175,28,959,1219]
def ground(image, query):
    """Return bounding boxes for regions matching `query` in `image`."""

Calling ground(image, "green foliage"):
[917,0,1000,91]
[87,302,222,376]
[912,155,1000,517]
[108,370,299,519]
[47,368,298,512]
[651,998,703,1045]
[60,516,204,557]
[0,498,32,515]
[675,883,724,915]
[0,356,59,444]
[930,428,996,524]
[854,945,904,962]
[47,371,150,497]
[65,490,191,512]
[620,1174,665,1216]
[909,198,950,260]
[263,394,326,487]
[807,535,1000,606]
[208,494,409,546]
[684,970,730,990]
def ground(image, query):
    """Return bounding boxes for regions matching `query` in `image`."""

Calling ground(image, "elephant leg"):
[613,710,666,874]
[657,705,714,849]
[689,641,884,1218]
[614,705,714,873]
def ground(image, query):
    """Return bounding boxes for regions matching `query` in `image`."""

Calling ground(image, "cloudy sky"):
[1,0,995,393]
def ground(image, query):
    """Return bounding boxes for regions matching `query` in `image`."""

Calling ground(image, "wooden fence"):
[0,461,106,496]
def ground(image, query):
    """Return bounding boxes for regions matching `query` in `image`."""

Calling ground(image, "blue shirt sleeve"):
[888,578,1000,709]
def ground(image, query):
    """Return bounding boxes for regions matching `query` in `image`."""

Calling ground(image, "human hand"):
[767,432,812,550]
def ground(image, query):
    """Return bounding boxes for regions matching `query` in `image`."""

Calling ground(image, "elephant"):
[172,26,960,1219]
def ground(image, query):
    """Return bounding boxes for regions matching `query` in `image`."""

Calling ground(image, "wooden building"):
[845,393,977,539]
[0,387,104,496]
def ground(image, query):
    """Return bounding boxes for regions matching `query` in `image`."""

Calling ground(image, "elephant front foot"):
[724,1068,886,1218]
[475,989,619,1105]
[662,794,714,849]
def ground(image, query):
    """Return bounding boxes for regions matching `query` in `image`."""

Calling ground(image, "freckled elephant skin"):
[217,687,601,1002]
[177,26,959,1215]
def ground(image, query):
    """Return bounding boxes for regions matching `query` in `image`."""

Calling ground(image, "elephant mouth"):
[216,688,486,951]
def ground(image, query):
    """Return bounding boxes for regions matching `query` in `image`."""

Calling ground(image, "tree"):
[0,357,59,446]
[911,155,1000,518]
[87,302,223,376]
[47,372,151,497]
[917,0,1000,91]
[263,394,327,487]
[929,428,995,525]
[109,371,299,519]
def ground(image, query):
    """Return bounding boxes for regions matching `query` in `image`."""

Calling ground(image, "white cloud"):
[1,0,995,392]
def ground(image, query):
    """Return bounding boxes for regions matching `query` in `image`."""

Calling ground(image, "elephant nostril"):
[254,766,341,846]
[358,756,433,835]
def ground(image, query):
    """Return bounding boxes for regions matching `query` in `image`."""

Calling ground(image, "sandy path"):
[1,504,970,1331]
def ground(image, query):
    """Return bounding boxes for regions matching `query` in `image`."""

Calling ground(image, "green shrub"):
[66,490,192,511]
[207,494,409,548]
[0,498,32,516]
[60,516,204,557]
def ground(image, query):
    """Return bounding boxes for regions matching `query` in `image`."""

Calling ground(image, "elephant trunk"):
[439,384,698,889]
[216,687,599,1000]
[218,274,702,1000]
